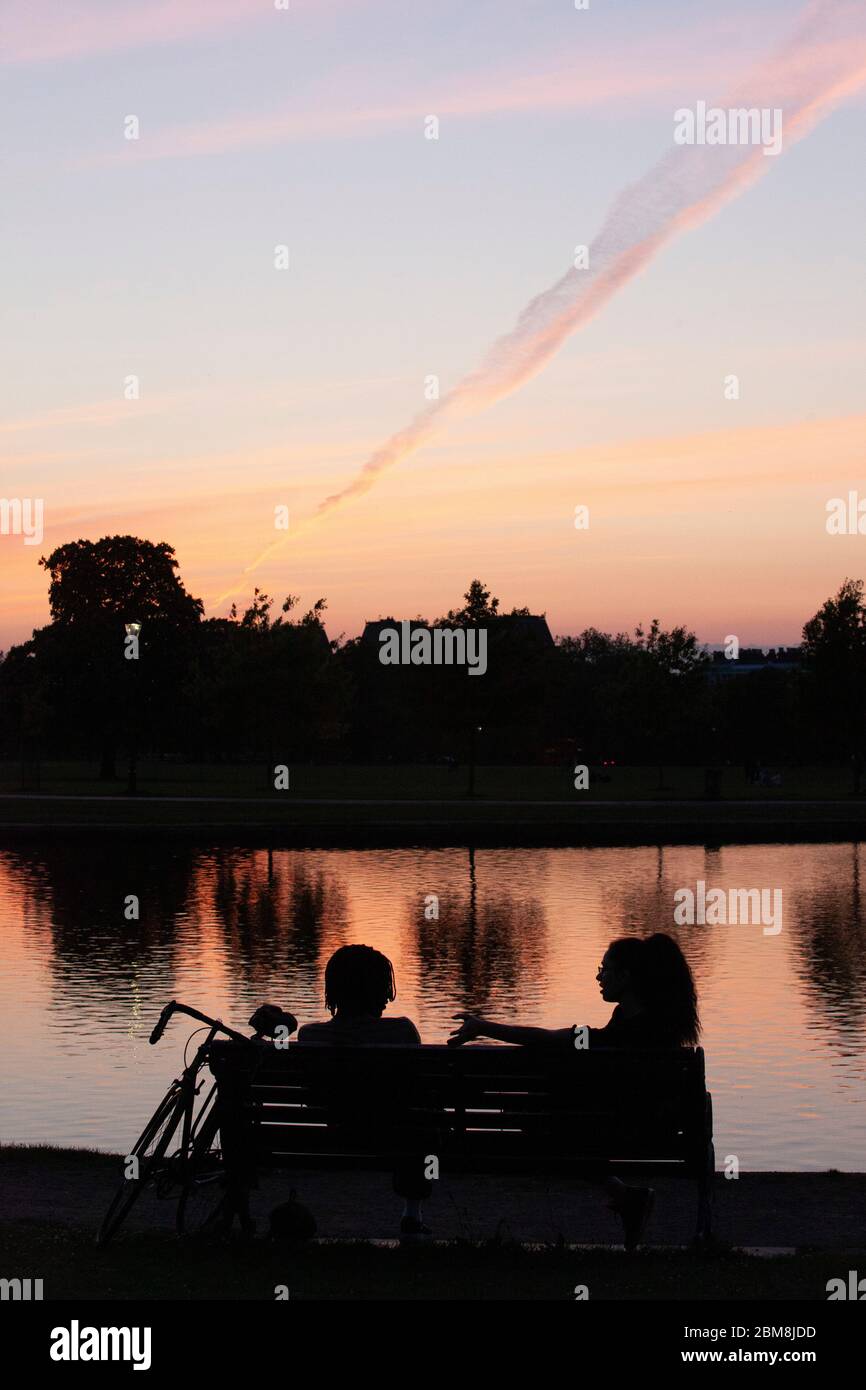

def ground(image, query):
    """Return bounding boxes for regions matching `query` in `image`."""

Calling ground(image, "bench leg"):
[695,1090,715,1244]
[209,1178,254,1237]
[695,1138,715,1242]
[214,1078,257,1236]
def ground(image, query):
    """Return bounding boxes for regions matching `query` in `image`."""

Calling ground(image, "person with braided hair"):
[298,944,420,1046]
[298,944,434,1238]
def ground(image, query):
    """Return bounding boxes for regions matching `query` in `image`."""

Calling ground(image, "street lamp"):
[468,724,483,799]
[125,622,142,795]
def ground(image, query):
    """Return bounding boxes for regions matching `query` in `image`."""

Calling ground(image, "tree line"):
[0,535,863,774]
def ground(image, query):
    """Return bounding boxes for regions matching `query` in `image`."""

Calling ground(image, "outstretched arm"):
[448,1013,574,1048]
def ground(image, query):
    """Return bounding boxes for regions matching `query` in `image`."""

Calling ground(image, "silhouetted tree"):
[39,536,203,627]
[802,577,866,762]
[6,547,863,777]
[26,537,203,778]
[184,590,342,768]
[441,579,500,625]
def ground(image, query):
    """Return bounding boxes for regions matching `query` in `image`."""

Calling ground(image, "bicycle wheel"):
[175,1091,227,1236]
[96,1085,186,1246]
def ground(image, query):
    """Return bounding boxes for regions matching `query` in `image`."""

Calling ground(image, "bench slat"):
[209,1041,710,1174]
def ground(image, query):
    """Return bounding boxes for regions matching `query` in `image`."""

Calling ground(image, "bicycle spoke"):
[176,1098,227,1236]
[96,1087,185,1245]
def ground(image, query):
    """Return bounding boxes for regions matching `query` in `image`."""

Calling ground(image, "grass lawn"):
[3,1221,857,1300]
[3,760,862,801]
[1,761,864,832]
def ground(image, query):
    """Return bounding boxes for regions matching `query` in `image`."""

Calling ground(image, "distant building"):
[361,613,554,650]
[708,646,802,683]
[361,619,428,648]
[493,614,555,648]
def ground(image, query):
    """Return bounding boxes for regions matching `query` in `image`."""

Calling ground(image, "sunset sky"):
[2,0,866,652]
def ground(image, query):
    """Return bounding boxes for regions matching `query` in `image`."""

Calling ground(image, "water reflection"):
[410,846,548,1014]
[597,843,719,995]
[205,849,348,990]
[787,843,866,1046]
[9,843,196,985]
[0,841,864,1167]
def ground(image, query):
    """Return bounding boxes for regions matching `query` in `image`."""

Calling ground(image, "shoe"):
[399,1216,433,1240]
[609,1186,654,1251]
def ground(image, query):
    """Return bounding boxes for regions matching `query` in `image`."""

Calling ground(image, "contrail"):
[217,0,866,608]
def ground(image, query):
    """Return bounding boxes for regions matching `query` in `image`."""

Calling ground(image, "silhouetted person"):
[298,945,433,1237]
[298,944,420,1045]
[449,933,701,1249]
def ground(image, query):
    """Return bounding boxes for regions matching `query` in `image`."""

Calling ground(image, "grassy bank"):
[2,760,864,802]
[2,1222,857,1300]
[1,762,865,839]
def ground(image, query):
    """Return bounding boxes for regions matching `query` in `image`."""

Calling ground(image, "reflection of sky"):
[2,1,866,649]
[1,840,864,1167]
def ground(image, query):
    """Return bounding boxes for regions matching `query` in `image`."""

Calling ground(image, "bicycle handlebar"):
[148,1001,175,1045]
[148,1000,252,1047]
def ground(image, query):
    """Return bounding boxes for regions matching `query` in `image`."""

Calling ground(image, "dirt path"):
[3,1148,864,1249]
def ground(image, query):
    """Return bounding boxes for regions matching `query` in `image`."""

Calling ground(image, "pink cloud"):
[76,31,759,167]
[70,11,866,170]
[2,1,379,66]
[2,0,281,66]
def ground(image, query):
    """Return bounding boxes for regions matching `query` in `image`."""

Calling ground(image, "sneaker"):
[609,1186,654,1251]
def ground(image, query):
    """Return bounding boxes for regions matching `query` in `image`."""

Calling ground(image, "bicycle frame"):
[175,1027,219,1182]
[156,1007,261,1194]
[98,1001,263,1244]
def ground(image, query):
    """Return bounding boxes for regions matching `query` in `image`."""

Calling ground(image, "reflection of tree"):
[787,843,866,1047]
[6,844,347,1013]
[597,844,718,995]
[204,849,348,991]
[410,847,548,1012]
[3,842,195,991]
[600,842,866,1055]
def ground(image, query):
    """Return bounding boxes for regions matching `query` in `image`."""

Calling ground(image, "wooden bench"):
[208,1041,714,1242]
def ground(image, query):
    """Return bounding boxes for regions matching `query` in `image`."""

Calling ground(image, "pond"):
[1,841,864,1169]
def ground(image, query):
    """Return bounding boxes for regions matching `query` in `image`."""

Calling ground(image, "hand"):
[249,1004,298,1039]
[447,1013,486,1047]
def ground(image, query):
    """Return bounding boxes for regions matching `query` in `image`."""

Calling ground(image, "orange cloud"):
[2,410,865,648]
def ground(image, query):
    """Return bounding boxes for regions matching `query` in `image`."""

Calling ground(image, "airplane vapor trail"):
[217,0,866,608]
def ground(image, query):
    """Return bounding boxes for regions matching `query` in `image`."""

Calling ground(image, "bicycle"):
[96,1000,297,1246]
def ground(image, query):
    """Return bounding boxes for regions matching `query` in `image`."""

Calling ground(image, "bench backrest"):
[209,1042,710,1168]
